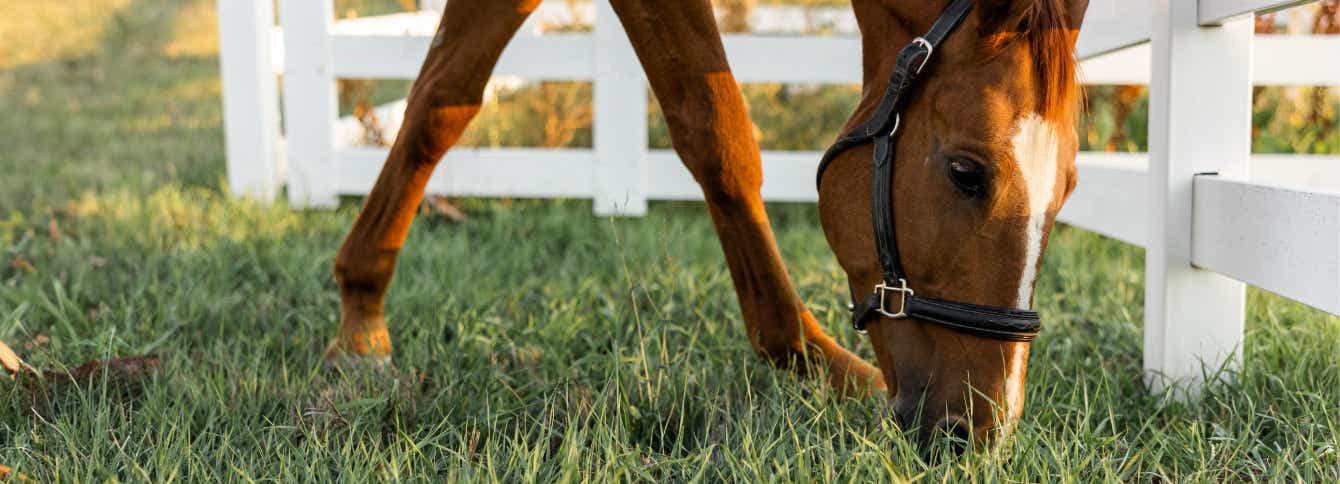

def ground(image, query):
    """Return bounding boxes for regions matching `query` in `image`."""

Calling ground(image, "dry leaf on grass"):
[47,218,62,243]
[422,195,468,223]
[23,335,49,350]
[17,355,162,423]
[0,463,28,481]
[1,339,30,377]
[2,341,161,384]
[8,256,35,274]
[45,356,161,384]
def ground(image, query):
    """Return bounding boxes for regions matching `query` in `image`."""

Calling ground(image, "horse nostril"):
[941,417,970,440]
[891,396,923,430]
[934,416,972,455]
[894,408,914,430]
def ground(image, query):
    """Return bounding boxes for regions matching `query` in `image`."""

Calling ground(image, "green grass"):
[4,0,1340,481]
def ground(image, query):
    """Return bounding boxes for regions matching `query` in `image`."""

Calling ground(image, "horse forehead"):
[926,76,1022,144]
[931,49,1049,141]
[1009,113,1062,211]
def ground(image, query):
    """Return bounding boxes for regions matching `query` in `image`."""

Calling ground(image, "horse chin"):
[893,389,1019,454]
[873,322,1032,453]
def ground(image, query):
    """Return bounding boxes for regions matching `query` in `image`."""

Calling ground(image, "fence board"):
[1081,35,1340,85]
[720,36,860,84]
[1193,176,1340,314]
[1199,0,1315,25]
[336,148,595,198]
[1077,0,1324,56]
[1058,154,1150,246]
[645,151,822,202]
[1250,154,1340,192]
[1077,0,1153,58]
[331,33,595,80]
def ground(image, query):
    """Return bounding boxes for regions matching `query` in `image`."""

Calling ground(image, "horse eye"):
[947,157,987,197]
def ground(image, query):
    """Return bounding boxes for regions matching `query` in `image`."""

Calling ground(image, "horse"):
[326,0,1088,449]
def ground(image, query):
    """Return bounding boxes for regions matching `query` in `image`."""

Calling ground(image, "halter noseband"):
[815,0,1041,343]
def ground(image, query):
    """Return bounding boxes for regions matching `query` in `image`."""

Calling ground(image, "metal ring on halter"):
[886,113,902,138]
[874,278,914,320]
[911,37,933,73]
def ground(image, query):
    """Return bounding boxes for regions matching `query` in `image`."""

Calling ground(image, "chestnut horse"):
[328,0,1088,448]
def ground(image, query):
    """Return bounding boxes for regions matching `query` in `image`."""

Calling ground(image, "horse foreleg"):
[329,0,538,361]
[610,0,883,394]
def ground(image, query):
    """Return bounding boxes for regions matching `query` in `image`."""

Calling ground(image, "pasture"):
[3,0,1340,480]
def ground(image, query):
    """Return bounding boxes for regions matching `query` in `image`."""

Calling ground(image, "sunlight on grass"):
[0,0,134,69]
[163,0,219,59]
[0,0,227,214]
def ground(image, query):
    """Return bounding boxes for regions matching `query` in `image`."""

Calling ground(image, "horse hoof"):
[322,338,394,372]
[321,353,395,375]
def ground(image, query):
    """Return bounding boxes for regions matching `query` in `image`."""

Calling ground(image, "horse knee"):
[397,77,484,162]
[662,106,763,204]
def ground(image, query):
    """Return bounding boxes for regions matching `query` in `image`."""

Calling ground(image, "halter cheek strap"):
[815,0,1041,342]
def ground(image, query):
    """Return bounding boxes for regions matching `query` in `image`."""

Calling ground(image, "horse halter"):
[815,0,1041,342]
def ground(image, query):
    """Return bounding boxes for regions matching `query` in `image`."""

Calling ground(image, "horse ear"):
[1065,0,1090,30]
[979,0,1032,31]
[979,0,1091,32]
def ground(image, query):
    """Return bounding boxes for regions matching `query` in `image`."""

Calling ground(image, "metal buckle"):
[911,37,933,74]
[874,279,914,319]
[886,113,902,138]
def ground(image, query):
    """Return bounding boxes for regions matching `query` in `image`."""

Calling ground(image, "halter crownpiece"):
[815,0,1042,343]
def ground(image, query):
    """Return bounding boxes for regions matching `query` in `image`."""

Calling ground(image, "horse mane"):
[982,0,1081,124]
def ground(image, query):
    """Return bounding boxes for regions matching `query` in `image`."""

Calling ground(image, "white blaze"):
[1011,114,1061,310]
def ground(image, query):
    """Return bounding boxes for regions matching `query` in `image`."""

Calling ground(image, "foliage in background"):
[463,82,594,148]
[1078,85,1338,154]
[1253,86,1339,154]
[336,1,1338,157]
[1079,2,1339,154]
[651,84,862,151]
[0,0,222,214]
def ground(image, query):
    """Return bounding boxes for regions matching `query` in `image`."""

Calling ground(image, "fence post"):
[1144,1,1253,395]
[279,0,340,208]
[418,0,447,11]
[217,0,281,202]
[592,0,648,216]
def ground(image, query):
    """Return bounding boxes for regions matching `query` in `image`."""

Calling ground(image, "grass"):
[3,0,1340,480]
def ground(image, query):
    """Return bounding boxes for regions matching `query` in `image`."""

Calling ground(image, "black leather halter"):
[815,0,1041,343]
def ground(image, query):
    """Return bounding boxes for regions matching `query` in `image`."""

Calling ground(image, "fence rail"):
[218,0,1340,394]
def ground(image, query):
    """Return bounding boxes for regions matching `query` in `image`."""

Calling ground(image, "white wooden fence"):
[218,0,1340,393]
